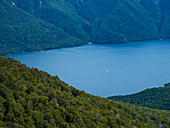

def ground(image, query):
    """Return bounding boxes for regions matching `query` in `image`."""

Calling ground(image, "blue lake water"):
[6,40,170,97]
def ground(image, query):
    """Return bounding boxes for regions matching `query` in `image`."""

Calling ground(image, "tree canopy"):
[0,56,170,127]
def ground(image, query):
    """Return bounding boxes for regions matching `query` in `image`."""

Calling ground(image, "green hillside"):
[77,0,161,43]
[10,0,162,43]
[107,86,170,110]
[11,0,91,41]
[0,56,170,127]
[0,0,170,55]
[0,0,86,56]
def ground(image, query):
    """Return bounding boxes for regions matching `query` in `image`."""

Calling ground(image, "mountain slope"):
[0,0,170,55]
[11,0,91,41]
[107,86,170,110]
[0,56,170,127]
[76,0,161,43]
[159,0,170,38]
[11,0,162,43]
[0,0,86,56]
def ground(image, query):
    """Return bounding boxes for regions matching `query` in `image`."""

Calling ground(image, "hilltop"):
[108,86,170,110]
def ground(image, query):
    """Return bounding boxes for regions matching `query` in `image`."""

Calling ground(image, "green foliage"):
[0,0,170,55]
[108,86,170,110]
[159,0,170,38]
[77,0,160,43]
[164,83,170,87]
[0,0,87,56]
[10,0,162,43]
[0,56,170,127]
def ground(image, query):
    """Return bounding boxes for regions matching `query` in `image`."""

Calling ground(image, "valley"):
[0,0,170,127]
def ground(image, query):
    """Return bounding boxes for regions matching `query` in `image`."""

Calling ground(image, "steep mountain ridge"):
[0,0,86,55]
[0,0,170,55]
[76,0,161,43]
[10,0,91,41]
[159,0,170,38]
[9,0,162,43]
[0,56,170,127]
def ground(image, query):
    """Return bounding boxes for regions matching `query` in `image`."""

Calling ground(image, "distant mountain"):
[10,0,91,41]
[9,0,162,43]
[76,0,161,43]
[0,0,86,55]
[0,0,170,55]
[159,0,170,38]
[0,56,170,127]
[107,86,170,110]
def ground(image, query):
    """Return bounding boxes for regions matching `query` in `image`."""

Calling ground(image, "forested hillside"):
[0,56,170,127]
[9,0,162,43]
[108,86,170,110]
[0,0,86,56]
[0,0,170,55]
[159,0,170,38]
[76,0,161,43]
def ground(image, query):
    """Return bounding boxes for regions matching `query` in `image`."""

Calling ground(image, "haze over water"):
[6,40,170,97]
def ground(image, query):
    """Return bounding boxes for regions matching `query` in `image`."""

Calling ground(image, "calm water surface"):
[6,40,170,97]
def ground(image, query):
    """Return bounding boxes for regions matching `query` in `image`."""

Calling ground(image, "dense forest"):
[0,56,170,127]
[0,0,170,55]
[107,86,170,111]
[0,0,86,56]
[159,0,170,38]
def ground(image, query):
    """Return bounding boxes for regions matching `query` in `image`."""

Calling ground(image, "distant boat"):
[88,42,92,44]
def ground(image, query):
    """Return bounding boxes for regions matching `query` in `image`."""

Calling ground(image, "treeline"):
[108,86,170,110]
[0,56,170,127]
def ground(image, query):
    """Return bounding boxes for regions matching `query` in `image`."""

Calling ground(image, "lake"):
[6,40,170,97]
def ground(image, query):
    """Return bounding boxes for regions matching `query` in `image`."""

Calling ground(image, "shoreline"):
[3,38,170,57]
